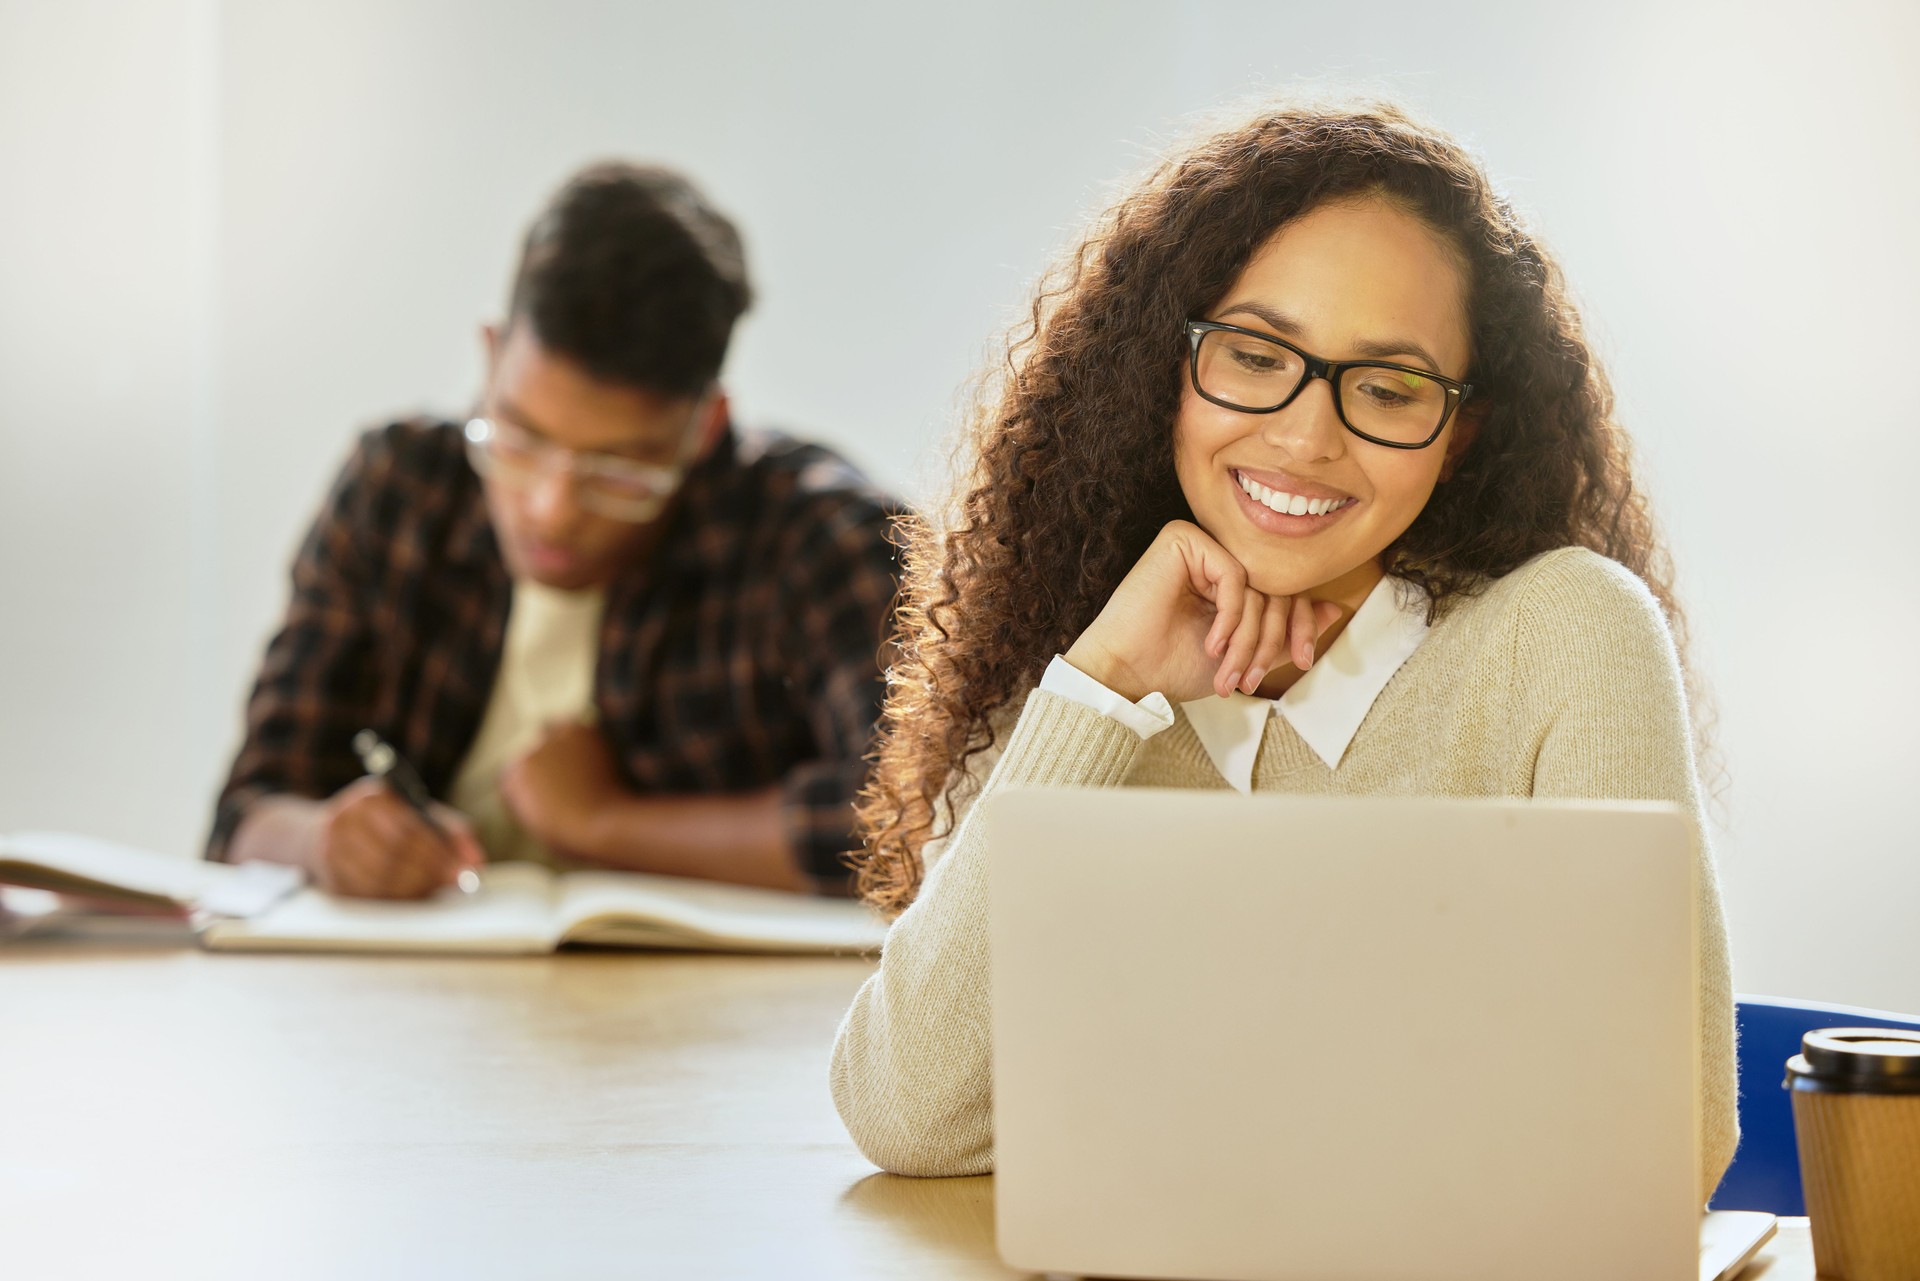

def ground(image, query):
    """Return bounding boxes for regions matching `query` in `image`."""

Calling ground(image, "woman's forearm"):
[831,690,1147,1175]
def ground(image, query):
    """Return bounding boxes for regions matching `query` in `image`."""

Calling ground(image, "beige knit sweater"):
[830,547,1739,1203]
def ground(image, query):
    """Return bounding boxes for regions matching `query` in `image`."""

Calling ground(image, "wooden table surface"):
[0,932,1812,1279]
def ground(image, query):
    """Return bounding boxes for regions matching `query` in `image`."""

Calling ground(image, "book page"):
[0,833,293,910]
[556,870,886,954]
[199,862,559,954]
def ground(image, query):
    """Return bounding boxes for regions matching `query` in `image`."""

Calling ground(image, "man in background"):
[208,163,900,898]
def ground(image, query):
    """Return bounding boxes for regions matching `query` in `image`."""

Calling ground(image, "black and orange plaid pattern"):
[207,418,903,890]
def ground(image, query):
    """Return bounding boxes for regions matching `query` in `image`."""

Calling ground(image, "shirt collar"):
[1180,574,1430,790]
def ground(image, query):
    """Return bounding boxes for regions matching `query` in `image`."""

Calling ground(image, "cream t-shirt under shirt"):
[447,581,606,867]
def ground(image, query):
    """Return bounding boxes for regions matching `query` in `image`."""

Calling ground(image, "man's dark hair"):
[507,162,752,397]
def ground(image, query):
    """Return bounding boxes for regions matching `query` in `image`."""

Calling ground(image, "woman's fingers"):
[1240,594,1293,693]
[1215,587,1268,696]
[1198,553,1247,658]
[1235,596,1352,694]
[1288,598,1348,673]
[1290,595,1318,672]
[1161,521,1245,659]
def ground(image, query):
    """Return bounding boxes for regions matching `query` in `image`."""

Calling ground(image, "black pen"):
[351,729,481,894]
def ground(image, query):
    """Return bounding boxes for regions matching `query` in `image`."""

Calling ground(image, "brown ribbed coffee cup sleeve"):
[1792,1090,1920,1280]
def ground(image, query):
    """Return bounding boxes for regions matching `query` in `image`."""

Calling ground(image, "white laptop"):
[986,789,1750,1281]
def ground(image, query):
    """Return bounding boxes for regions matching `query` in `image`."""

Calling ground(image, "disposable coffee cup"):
[1784,1026,1920,1280]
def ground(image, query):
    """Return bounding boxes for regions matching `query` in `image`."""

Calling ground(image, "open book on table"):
[0,830,302,918]
[198,860,888,956]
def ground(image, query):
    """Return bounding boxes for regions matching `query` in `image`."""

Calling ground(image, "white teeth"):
[1236,472,1348,517]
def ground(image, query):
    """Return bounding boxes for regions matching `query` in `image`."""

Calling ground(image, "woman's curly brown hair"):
[854,100,1693,917]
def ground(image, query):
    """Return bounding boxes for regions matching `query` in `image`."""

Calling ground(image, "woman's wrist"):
[1061,636,1154,704]
[1039,656,1177,740]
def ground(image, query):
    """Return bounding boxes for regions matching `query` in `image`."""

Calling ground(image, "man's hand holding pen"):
[313,776,486,900]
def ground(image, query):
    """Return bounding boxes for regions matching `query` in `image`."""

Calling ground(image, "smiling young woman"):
[829,101,1737,1203]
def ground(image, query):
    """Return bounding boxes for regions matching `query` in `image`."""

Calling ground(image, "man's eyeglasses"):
[463,399,706,522]
[1185,320,1473,450]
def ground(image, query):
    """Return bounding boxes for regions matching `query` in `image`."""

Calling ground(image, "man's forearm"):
[572,786,811,893]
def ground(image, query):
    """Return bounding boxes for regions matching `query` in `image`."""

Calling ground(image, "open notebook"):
[0,830,302,918]
[198,860,888,955]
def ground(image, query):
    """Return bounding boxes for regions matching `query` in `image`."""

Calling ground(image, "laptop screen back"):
[987,789,1699,1281]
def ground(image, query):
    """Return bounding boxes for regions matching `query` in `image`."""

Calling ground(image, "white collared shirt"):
[1036,573,1431,789]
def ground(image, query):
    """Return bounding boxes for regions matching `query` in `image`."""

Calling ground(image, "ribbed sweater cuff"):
[991,689,1144,790]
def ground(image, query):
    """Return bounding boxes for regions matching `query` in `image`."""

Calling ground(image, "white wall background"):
[3,0,1915,1010]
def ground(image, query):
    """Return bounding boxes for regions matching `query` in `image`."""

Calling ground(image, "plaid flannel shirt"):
[208,417,902,891]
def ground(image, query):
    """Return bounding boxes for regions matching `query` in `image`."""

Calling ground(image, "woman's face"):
[1173,196,1474,609]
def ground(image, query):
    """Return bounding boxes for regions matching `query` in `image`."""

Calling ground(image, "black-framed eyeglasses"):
[1185,319,1473,450]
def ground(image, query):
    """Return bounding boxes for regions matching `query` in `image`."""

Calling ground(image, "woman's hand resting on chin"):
[1063,520,1343,705]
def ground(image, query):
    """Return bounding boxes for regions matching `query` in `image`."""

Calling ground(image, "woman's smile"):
[1230,467,1359,535]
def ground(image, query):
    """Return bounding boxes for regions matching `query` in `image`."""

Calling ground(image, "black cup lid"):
[1784,1027,1920,1095]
